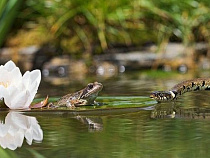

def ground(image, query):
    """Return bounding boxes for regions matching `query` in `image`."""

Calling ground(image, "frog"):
[51,82,103,108]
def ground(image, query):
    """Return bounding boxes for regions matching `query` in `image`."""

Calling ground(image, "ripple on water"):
[4,93,210,158]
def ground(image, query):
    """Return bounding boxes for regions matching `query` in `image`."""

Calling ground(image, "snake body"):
[150,78,210,102]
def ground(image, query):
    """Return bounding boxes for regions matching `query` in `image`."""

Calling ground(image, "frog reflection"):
[0,112,43,150]
[75,116,103,132]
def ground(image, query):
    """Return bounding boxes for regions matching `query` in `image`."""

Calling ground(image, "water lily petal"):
[6,112,27,130]
[0,67,21,84]
[32,126,43,141]
[28,81,39,99]
[22,71,30,89]
[29,118,43,141]
[0,123,9,137]
[0,112,43,150]
[30,70,41,84]
[0,85,7,98]
[25,128,33,145]
[8,125,19,136]
[9,67,22,86]
[0,61,41,109]
[15,129,25,147]
[0,130,24,150]
[22,70,41,89]
[4,60,16,71]
[2,86,18,106]
[14,91,31,109]
[0,134,17,150]
[0,69,9,82]
[4,90,30,109]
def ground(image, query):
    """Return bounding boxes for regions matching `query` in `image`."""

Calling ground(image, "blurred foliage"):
[3,0,210,54]
[0,0,22,47]
[0,147,19,158]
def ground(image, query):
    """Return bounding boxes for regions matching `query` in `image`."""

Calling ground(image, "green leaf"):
[0,0,22,47]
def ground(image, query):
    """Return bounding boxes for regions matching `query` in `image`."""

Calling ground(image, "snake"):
[150,78,210,102]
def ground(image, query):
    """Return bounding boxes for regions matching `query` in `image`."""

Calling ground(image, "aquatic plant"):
[3,0,210,55]
[0,0,22,47]
[0,61,41,109]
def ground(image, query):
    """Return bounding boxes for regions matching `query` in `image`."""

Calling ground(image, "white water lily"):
[0,112,43,150]
[0,60,41,109]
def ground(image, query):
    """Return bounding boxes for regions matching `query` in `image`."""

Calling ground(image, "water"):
[1,70,210,158]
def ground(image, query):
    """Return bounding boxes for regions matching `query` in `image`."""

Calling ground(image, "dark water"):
[1,71,210,158]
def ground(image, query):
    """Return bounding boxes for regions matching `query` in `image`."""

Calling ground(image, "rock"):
[42,56,88,83]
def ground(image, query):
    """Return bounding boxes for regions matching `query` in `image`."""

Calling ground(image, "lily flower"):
[0,60,41,109]
[0,112,43,150]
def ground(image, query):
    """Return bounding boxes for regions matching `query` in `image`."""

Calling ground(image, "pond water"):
[1,70,210,158]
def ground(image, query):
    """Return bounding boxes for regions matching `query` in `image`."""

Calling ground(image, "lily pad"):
[27,96,155,115]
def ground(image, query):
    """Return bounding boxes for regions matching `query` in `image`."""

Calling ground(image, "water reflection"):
[151,103,210,119]
[10,103,210,158]
[0,111,43,150]
[75,116,103,132]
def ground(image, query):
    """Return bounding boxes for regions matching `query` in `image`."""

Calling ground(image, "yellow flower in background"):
[0,61,41,109]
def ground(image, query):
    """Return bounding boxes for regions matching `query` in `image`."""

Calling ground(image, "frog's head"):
[79,82,103,104]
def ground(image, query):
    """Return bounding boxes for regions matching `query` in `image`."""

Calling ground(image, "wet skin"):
[150,78,210,102]
[52,82,103,108]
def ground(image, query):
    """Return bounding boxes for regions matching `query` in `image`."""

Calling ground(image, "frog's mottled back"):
[56,82,103,107]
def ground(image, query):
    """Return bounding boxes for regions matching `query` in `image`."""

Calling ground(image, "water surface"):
[1,70,210,158]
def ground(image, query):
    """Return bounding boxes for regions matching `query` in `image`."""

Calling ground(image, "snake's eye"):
[88,83,94,89]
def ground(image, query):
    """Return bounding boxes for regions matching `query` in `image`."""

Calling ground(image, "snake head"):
[150,91,177,102]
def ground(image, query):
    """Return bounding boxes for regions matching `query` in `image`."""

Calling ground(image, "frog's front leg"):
[66,100,76,108]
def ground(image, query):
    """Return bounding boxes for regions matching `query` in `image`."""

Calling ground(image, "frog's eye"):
[88,83,94,89]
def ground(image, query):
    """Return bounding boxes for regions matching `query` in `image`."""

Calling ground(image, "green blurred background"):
[1,0,209,54]
[0,2,210,156]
